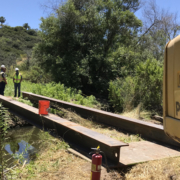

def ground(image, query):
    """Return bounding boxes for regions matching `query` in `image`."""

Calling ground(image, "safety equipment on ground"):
[89,146,109,180]
[13,73,22,83]
[38,100,50,115]
[0,72,5,82]
[15,68,19,71]
[1,65,5,68]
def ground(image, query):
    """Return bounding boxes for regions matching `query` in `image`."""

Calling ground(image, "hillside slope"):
[0,26,40,67]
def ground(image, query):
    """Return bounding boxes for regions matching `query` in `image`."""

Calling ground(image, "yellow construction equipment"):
[164,35,180,143]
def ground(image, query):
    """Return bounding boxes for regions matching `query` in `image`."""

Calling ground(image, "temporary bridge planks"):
[22,92,180,147]
[0,95,128,166]
[1,95,180,167]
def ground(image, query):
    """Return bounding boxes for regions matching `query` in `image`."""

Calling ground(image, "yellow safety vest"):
[0,72,5,82]
[14,73,22,83]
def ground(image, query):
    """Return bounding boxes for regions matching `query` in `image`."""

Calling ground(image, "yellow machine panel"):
[164,35,180,142]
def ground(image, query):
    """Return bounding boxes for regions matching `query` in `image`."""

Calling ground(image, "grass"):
[125,157,180,180]
[5,77,101,109]
[12,97,33,106]
[46,105,144,143]
[5,77,160,125]
[121,108,151,121]
[6,128,121,180]
[6,129,84,179]
[4,126,180,180]
[121,106,162,125]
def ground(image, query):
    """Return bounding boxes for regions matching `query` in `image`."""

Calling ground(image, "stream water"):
[3,126,44,167]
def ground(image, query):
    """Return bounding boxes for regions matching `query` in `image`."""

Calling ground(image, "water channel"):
[3,126,45,167]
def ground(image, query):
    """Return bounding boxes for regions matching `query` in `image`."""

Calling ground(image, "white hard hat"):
[1,65,5,68]
[15,68,19,71]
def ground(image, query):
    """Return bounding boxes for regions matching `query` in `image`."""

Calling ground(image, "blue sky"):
[0,0,180,29]
[135,0,180,21]
[0,0,48,29]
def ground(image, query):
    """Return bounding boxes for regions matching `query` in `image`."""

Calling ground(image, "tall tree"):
[142,0,180,41]
[138,0,180,62]
[0,16,6,26]
[23,23,30,30]
[24,49,32,70]
[34,0,142,95]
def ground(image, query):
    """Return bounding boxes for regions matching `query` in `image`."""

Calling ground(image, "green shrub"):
[12,42,21,49]
[24,66,52,83]
[26,43,34,48]
[135,59,163,112]
[25,36,32,41]
[109,76,136,112]
[5,77,101,109]
[27,29,37,36]
[108,59,163,113]
[14,26,24,31]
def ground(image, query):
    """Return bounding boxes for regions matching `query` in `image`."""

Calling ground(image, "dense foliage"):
[1,0,179,114]
[5,78,101,109]
[0,16,6,26]
[31,0,179,113]
[34,0,142,95]
[109,59,163,113]
[0,25,40,67]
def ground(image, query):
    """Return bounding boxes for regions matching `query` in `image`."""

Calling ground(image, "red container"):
[38,100,50,115]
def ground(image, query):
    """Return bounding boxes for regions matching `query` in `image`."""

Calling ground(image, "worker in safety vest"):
[0,65,7,96]
[13,68,22,97]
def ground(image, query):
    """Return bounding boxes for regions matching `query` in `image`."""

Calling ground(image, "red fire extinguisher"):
[89,146,109,180]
